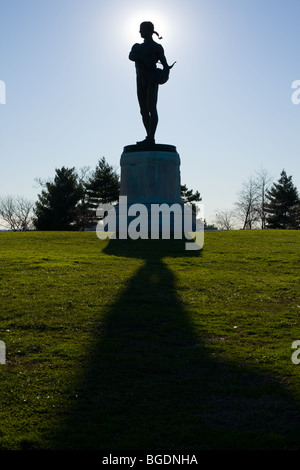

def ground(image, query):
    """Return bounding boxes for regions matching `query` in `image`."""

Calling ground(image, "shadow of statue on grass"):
[51,239,300,450]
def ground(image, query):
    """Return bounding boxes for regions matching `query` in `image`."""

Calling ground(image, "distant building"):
[204,224,218,231]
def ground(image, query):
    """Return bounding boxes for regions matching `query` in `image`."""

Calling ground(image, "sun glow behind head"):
[125,11,170,45]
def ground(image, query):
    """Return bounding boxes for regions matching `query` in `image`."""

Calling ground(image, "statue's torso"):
[134,41,162,79]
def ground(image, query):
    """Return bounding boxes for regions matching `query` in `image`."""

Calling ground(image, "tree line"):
[215,168,300,230]
[0,157,201,231]
[0,160,299,231]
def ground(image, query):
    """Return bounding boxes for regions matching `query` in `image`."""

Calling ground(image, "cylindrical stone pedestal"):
[120,144,181,204]
[111,143,195,238]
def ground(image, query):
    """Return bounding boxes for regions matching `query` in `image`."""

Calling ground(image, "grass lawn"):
[0,229,299,450]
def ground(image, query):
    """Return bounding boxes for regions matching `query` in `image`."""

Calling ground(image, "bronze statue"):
[129,21,175,147]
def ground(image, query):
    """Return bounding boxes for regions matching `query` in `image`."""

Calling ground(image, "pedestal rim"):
[123,143,177,153]
[120,151,180,166]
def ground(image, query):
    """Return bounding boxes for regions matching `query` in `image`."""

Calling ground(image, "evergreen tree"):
[180,184,202,204]
[85,157,120,226]
[180,184,202,213]
[33,167,83,230]
[180,184,201,202]
[265,169,300,229]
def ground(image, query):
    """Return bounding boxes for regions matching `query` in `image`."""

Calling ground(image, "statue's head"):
[139,21,162,40]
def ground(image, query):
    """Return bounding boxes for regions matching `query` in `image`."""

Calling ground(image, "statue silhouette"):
[129,21,175,147]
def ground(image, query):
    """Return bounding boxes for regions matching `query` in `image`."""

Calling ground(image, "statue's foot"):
[136,136,155,147]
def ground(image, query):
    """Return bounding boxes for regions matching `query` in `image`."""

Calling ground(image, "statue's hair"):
[140,21,162,39]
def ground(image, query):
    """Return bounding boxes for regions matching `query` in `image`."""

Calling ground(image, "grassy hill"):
[0,230,299,450]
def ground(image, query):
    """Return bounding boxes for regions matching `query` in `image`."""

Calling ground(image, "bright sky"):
[1,0,300,224]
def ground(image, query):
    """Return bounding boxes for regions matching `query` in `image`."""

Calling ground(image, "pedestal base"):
[113,199,196,239]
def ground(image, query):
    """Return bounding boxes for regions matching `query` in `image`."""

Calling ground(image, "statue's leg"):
[137,80,150,136]
[147,83,159,143]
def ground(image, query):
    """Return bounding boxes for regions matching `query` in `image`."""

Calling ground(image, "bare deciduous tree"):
[0,195,34,231]
[255,167,272,229]
[234,169,273,230]
[214,209,236,230]
[234,177,260,229]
